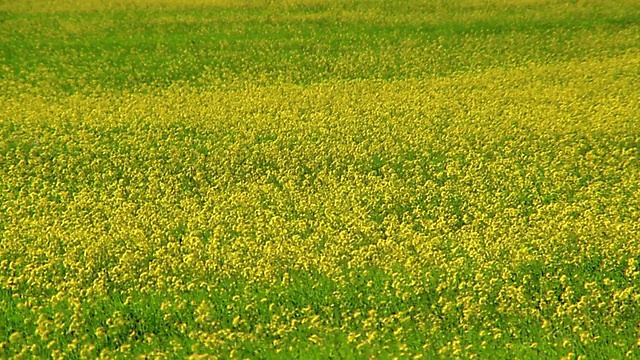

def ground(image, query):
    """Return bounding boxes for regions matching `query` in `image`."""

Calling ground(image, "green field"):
[1,0,640,358]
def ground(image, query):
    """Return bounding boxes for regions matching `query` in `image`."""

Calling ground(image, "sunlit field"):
[1,0,639,358]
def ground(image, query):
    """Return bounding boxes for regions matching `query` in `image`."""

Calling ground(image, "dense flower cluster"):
[1,0,639,358]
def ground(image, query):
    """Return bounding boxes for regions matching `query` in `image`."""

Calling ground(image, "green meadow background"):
[2,0,639,93]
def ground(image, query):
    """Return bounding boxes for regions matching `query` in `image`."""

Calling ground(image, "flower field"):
[1,0,640,358]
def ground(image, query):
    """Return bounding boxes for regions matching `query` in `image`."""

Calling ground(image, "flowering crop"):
[1,0,640,358]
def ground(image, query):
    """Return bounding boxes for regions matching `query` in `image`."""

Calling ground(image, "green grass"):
[2,1,639,93]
